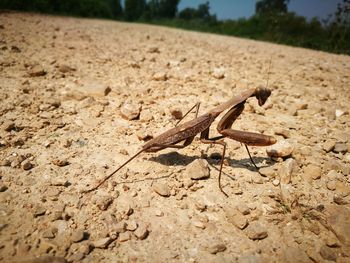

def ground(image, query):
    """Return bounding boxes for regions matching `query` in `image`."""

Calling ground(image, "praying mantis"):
[83,86,276,196]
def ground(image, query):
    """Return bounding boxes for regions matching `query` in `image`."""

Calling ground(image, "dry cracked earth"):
[0,12,350,263]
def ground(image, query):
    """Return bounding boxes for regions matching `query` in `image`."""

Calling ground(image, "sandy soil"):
[0,12,350,263]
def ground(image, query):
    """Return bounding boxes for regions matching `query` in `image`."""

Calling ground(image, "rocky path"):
[0,12,349,263]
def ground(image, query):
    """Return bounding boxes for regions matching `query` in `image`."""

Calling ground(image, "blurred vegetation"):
[0,0,349,55]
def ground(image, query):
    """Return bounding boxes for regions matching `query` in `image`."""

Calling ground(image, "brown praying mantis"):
[83,87,276,196]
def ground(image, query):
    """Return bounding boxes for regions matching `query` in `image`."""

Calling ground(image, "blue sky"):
[178,0,342,20]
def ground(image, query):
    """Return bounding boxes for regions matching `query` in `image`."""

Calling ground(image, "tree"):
[124,0,145,21]
[110,0,123,18]
[256,0,289,15]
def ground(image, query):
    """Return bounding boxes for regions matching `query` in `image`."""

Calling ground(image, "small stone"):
[126,220,138,231]
[272,179,280,186]
[58,64,75,73]
[120,101,141,120]
[153,182,170,197]
[185,159,210,180]
[33,205,46,217]
[236,204,250,215]
[0,183,8,192]
[333,195,348,205]
[148,46,159,53]
[113,222,127,233]
[324,205,350,246]
[279,158,296,184]
[333,143,348,154]
[193,220,206,229]
[42,228,57,239]
[21,160,33,170]
[155,209,164,217]
[139,109,153,122]
[0,159,11,166]
[225,208,248,230]
[259,166,276,178]
[304,164,322,181]
[134,224,149,240]
[212,68,225,79]
[152,72,167,81]
[93,237,113,248]
[246,222,268,240]
[52,158,69,167]
[319,245,337,261]
[274,127,291,138]
[119,231,131,242]
[50,178,69,187]
[335,109,345,118]
[266,140,294,158]
[67,252,85,262]
[326,180,336,191]
[71,229,85,243]
[28,65,47,77]
[96,196,114,211]
[323,140,336,152]
[3,121,15,132]
[207,242,227,254]
[170,108,183,120]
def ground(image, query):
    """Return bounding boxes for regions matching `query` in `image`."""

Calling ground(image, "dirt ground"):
[0,12,350,263]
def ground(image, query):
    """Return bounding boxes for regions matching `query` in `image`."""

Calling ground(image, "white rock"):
[266,140,294,158]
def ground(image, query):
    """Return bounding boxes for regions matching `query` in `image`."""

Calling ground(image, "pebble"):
[50,178,69,187]
[126,220,138,231]
[42,228,57,239]
[303,164,322,181]
[93,237,113,248]
[266,140,294,158]
[152,72,168,81]
[212,68,225,79]
[323,140,336,152]
[333,195,348,205]
[170,108,183,120]
[0,183,8,192]
[207,242,227,254]
[113,222,127,233]
[319,245,336,261]
[21,160,33,170]
[333,142,348,154]
[225,208,248,230]
[272,179,280,186]
[119,231,132,242]
[236,204,250,215]
[259,166,276,178]
[185,159,210,180]
[279,158,296,184]
[71,229,86,243]
[52,158,69,167]
[245,222,268,240]
[274,127,291,138]
[139,109,153,122]
[335,109,345,118]
[28,65,47,77]
[326,180,336,191]
[58,64,75,73]
[134,224,149,240]
[0,159,11,166]
[120,101,141,120]
[153,182,170,197]
[3,121,15,132]
[148,46,159,53]
[33,205,46,217]
[95,195,114,211]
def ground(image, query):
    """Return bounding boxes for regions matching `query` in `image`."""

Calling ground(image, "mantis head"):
[255,86,271,106]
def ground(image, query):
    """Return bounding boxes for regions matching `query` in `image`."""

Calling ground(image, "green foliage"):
[124,0,145,21]
[256,0,289,15]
